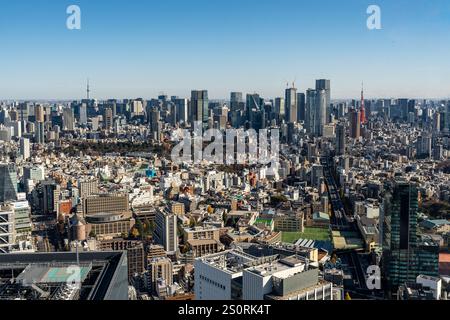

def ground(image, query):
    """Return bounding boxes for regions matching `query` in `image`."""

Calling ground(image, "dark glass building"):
[382,180,439,293]
[0,163,18,203]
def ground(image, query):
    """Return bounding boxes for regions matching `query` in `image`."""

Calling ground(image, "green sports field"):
[281,227,330,243]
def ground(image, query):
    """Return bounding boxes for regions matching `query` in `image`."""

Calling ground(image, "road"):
[321,156,349,229]
[321,156,375,294]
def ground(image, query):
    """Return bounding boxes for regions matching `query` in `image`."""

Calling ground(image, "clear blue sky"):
[0,0,449,100]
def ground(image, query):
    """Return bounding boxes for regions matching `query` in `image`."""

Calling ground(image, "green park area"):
[282,227,330,243]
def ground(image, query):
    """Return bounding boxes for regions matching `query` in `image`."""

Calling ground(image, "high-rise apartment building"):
[154,209,178,253]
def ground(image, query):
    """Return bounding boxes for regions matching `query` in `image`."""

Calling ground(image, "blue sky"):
[0,0,449,100]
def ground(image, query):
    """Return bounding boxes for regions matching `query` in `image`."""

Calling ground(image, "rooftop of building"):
[195,250,263,275]
[0,251,127,300]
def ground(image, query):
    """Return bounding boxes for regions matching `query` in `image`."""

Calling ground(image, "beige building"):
[83,194,129,216]
[274,213,304,232]
[98,239,145,280]
[148,257,173,292]
[182,227,223,258]
[85,212,134,239]
[182,226,220,243]
[187,239,223,258]
[171,202,185,215]
[147,244,167,262]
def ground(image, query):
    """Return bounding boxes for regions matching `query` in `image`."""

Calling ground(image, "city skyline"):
[1,79,450,102]
[1,0,450,99]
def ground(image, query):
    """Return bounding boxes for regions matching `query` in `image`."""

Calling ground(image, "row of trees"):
[130,219,155,240]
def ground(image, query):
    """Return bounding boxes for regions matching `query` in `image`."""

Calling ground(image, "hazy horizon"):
[1,0,450,99]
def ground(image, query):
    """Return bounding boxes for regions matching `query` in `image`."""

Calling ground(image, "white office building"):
[154,209,178,254]
[195,251,341,301]
[194,250,261,300]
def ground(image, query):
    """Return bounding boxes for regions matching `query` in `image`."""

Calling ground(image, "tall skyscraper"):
[149,108,161,140]
[74,103,88,126]
[191,90,209,125]
[381,181,439,293]
[230,92,243,112]
[103,107,113,130]
[174,98,189,124]
[335,124,345,156]
[34,122,45,145]
[34,105,45,123]
[305,88,327,137]
[285,85,297,123]
[433,112,441,132]
[349,108,361,139]
[62,107,75,131]
[246,93,264,128]
[274,97,285,121]
[316,79,331,122]
[305,89,316,134]
[444,101,450,132]
[297,92,306,121]
[20,137,30,160]
[315,89,327,136]
[107,99,117,118]
[0,164,18,203]
[34,104,45,145]
[398,99,409,122]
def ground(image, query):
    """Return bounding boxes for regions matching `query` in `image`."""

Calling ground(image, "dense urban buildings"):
[0,79,449,301]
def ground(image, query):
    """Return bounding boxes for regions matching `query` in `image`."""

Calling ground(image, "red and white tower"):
[360,82,366,124]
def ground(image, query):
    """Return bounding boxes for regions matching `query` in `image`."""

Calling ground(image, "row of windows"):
[199,275,226,290]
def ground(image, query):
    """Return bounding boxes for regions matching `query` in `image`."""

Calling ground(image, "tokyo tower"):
[360,82,366,124]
